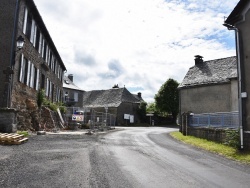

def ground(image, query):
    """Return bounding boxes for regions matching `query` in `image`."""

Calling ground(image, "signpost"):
[72,114,84,122]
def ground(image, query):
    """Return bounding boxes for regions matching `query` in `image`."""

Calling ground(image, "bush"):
[17,131,29,137]
[224,129,240,148]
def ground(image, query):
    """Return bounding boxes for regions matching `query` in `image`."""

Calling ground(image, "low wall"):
[0,108,18,133]
[187,126,226,143]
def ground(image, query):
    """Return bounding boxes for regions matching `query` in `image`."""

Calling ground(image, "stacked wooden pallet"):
[0,133,28,145]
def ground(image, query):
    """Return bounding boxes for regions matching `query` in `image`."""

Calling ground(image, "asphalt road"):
[1,127,250,188]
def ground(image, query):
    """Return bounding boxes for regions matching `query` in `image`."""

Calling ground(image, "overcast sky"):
[34,0,239,102]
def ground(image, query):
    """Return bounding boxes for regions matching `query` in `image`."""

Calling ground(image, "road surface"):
[0,127,250,188]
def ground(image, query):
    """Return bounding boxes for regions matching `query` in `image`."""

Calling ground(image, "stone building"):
[224,0,250,150]
[63,74,84,107]
[0,0,66,132]
[82,87,144,126]
[179,56,238,114]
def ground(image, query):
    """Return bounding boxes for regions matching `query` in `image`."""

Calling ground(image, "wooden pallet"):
[0,133,28,145]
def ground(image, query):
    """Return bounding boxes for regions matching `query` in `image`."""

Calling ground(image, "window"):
[35,28,40,51]
[74,92,78,102]
[51,84,54,102]
[41,74,45,89]
[19,55,40,89]
[25,12,32,40]
[49,53,53,68]
[43,41,47,61]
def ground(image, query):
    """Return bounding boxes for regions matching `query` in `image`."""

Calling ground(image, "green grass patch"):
[170,131,250,164]
[17,131,29,137]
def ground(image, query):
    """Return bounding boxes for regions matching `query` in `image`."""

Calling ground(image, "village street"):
[1,127,250,188]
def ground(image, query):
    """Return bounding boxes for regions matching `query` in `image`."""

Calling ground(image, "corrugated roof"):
[63,76,83,91]
[82,88,142,108]
[179,56,237,88]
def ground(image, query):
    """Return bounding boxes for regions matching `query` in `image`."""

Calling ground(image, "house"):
[63,74,84,107]
[81,87,144,125]
[0,0,66,132]
[224,0,250,149]
[178,55,238,115]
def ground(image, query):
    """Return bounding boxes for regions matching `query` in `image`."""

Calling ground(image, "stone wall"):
[16,98,61,131]
[180,84,232,114]
[187,127,226,143]
[117,102,140,125]
[0,108,18,133]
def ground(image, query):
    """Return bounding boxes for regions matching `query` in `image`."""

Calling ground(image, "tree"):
[154,78,179,122]
[146,102,159,114]
[137,101,147,123]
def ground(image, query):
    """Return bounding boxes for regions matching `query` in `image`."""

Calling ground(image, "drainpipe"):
[223,23,244,149]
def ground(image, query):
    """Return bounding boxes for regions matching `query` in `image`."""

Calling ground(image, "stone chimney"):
[194,55,203,65]
[137,92,142,98]
[68,74,73,82]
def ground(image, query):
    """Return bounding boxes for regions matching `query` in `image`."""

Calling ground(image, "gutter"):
[223,23,244,150]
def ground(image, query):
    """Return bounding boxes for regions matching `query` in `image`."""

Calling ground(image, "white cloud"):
[34,0,238,102]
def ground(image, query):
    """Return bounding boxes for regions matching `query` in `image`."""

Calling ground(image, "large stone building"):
[63,74,84,107]
[82,87,144,126]
[0,0,66,131]
[179,55,238,114]
[224,0,250,149]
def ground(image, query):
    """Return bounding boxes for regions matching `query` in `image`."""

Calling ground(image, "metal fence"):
[65,107,116,129]
[189,111,239,129]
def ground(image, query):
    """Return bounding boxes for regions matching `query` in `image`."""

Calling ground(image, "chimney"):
[137,92,142,98]
[194,55,203,65]
[68,74,73,82]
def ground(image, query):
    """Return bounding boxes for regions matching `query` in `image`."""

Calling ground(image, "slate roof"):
[178,56,237,89]
[63,76,83,91]
[28,0,66,71]
[82,88,142,108]
[225,0,248,25]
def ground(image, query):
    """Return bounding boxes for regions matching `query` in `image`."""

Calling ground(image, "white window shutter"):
[74,92,78,102]
[30,63,34,87]
[36,69,40,90]
[19,54,24,82]
[38,33,42,54]
[26,61,31,86]
[46,78,49,96]
[23,8,28,34]
[33,24,37,47]
[30,19,35,43]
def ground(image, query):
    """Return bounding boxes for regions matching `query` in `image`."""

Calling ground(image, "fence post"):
[208,114,210,128]
[221,114,224,128]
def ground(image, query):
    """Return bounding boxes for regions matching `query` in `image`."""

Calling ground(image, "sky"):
[34,0,239,102]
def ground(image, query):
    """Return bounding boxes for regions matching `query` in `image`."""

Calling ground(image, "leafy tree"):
[146,102,159,114]
[137,101,147,123]
[155,78,179,122]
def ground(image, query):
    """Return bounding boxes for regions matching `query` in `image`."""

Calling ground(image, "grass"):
[170,131,250,164]
[17,131,29,137]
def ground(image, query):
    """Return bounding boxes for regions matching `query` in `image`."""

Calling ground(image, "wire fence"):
[64,107,116,130]
[189,111,239,129]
